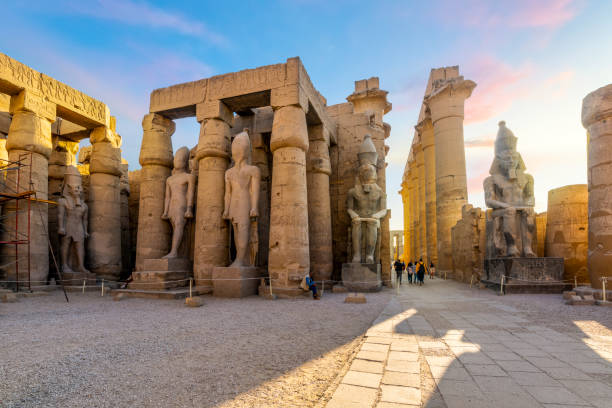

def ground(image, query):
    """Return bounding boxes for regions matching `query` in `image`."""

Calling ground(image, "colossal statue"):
[222,129,261,267]
[57,166,89,274]
[161,146,195,259]
[347,135,388,264]
[484,121,536,258]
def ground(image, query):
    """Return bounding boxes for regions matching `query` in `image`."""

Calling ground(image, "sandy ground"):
[0,289,391,408]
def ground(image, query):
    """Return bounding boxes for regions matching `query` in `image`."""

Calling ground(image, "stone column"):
[193,101,232,287]
[135,114,175,270]
[269,86,310,294]
[306,124,333,284]
[418,117,438,265]
[400,180,411,262]
[409,160,419,261]
[120,159,131,279]
[424,77,476,274]
[88,125,122,280]
[581,84,612,290]
[48,136,78,278]
[4,90,55,286]
[546,185,588,284]
[415,142,427,260]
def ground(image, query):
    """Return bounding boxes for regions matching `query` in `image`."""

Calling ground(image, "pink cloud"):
[464,55,534,124]
[465,133,495,148]
[437,0,583,29]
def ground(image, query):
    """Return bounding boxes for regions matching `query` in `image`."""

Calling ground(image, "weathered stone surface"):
[342,263,382,292]
[345,293,367,303]
[536,212,547,257]
[332,285,349,293]
[185,296,204,307]
[581,84,612,290]
[212,266,261,298]
[129,258,190,290]
[1,292,18,302]
[546,185,588,284]
[483,257,569,293]
[451,204,486,283]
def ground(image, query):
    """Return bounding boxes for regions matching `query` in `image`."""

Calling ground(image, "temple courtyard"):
[1,282,611,407]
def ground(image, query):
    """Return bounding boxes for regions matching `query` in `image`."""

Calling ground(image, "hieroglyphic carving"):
[0,52,108,126]
[206,63,287,101]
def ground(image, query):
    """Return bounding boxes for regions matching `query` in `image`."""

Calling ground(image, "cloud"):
[464,55,534,124]
[465,133,495,148]
[61,0,227,46]
[437,0,583,29]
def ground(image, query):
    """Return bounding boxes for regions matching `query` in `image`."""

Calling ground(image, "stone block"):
[212,266,261,298]
[185,296,204,307]
[567,295,595,305]
[345,293,367,304]
[483,257,570,293]
[1,293,18,303]
[129,257,191,290]
[143,258,191,272]
[342,263,382,292]
[563,291,576,300]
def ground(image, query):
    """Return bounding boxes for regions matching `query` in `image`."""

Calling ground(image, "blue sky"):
[1,0,611,230]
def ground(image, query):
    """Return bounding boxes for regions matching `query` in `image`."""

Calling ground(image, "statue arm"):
[346,190,359,220]
[249,167,260,218]
[162,178,171,219]
[57,199,66,235]
[185,174,195,218]
[372,192,388,219]
[222,171,231,219]
[524,174,535,207]
[82,203,89,238]
[484,177,508,209]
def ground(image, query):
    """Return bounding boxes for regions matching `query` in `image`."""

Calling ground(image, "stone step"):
[111,286,212,300]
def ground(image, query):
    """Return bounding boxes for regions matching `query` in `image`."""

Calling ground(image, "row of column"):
[135,90,333,291]
[402,78,474,272]
[2,89,122,285]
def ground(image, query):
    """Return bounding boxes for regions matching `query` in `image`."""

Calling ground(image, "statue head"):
[62,166,83,204]
[174,146,190,171]
[358,163,378,193]
[231,128,252,164]
[490,121,526,180]
[357,134,379,193]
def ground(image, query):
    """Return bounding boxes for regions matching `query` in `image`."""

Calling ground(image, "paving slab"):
[381,371,420,388]
[342,370,382,388]
[327,384,378,408]
[380,385,420,405]
[523,385,589,405]
[464,363,508,376]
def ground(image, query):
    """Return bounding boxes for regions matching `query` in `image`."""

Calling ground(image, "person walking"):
[394,259,403,285]
[416,258,426,286]
[407,261,413,284]
[429,262,436,279]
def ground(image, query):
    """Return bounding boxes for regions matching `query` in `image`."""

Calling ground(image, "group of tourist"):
[393,258,435,286]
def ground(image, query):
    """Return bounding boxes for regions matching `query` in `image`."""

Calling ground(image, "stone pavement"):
[326,278,612,407]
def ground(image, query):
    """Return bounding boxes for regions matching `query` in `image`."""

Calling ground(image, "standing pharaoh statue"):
[223,129,261,267]
[347,135,388,264]
[57,166,89,274]
[162,146,196,259]
[484,121,536,258]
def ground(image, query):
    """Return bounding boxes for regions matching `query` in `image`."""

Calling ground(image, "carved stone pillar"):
[409,160,419,261]
[3,89,55,286]
[418,117,438,264]
[581,84,612,290]
[88,125,122,280]
[268,86,310,294]
[306,124,333,284]
[120,159,131,279]
[415,142,427,260]
[425,77,475,274]
[193,101,232,287]
[400,180,411,262]
[135,113,175,270]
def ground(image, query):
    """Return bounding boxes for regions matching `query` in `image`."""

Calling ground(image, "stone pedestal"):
[129,258,191,290]
[341,263,382,292]
[483,257,570,293]
[61,271,97,287]
[212,266,261,298]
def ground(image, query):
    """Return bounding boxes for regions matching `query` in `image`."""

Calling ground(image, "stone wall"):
[536,212,547,257]
[546,185,588,284]
[450,204,486,283]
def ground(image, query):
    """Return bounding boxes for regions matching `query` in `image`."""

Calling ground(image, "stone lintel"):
[90,126,121,147]
[0,52,110,128]
[270,84,309,111]
[582,84,612,128]
[196,100,233,124]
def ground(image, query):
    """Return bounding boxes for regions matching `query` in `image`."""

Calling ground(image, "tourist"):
[429,262,435,279]
[416,258,426,285]
[394,259,403,285]
[407,261,413,284]
[301,275,320,300]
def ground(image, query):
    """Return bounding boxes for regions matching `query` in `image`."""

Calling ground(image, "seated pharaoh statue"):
[162,146,196,259]
[222,129,261,267]
[57,166,91,277]
[484,121,536,258]
[347,134,388,264]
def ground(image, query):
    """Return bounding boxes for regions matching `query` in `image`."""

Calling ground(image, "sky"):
[1,0,611,230]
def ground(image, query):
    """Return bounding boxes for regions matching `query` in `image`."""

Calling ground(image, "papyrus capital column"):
[135,113,175,271]
[306,124,333,284]
[4,89,55,286]
[268,85,310,294]
[414,142,426,260]
[193,100,232,287]
[581,84,612,290]
[417,117,438,264]
[425,77,476,273]
[88,124,122,280]
[408,161,418,261]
